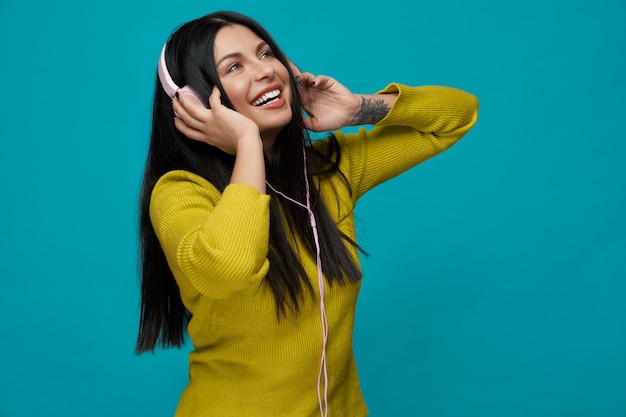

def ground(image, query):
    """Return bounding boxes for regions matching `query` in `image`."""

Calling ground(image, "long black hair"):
[136,11,363,353]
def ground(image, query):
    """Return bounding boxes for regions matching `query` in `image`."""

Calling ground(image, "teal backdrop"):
[1,0,625,416]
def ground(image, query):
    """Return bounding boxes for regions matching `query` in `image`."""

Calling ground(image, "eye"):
[226,62,240,73]
[260,50,274,59]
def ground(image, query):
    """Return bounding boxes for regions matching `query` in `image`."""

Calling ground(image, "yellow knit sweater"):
[150,84,478,416]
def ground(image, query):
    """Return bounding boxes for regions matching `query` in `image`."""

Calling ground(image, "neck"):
[261,131,278,162]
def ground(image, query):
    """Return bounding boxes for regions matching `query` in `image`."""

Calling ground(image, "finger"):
[295,72,316,103]
[302,116,321,132]
[173,97,208,132]
[172,96,192,120]
[177,91,208,121]
[208,86,222,110]
[297,72,316,87]
[299,72,327,89]
[173,115,205,142]
[310,74,332,89]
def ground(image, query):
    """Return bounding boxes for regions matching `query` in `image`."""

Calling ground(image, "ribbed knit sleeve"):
[150,170,271,298]
[336,84,479,200]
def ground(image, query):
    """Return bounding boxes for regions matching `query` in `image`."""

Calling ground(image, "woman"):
[137,10,478,417]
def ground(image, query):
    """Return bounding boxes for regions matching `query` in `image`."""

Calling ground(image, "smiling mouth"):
[252,89,281,107]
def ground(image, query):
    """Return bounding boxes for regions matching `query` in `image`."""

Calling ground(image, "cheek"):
[221,80,248,108]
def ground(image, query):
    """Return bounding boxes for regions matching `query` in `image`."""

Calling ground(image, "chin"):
[259,112,293,133]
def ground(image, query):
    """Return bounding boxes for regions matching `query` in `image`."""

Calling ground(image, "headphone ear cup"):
[179,85,207,108]
[174,85,209,117]
[158,44,209,110]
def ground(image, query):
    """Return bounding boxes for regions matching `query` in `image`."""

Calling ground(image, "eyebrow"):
[215,41,269,68]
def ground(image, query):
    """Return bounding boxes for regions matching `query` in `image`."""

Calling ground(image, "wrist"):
[235,132,263,154]
[349,94,394,126]
[346,94,364,126]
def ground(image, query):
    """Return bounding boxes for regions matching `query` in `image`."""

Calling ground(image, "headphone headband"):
[157,43,204,107]
[158,44,179,98]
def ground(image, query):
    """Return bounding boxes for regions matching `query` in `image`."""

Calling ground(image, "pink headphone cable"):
[265,146,329,417]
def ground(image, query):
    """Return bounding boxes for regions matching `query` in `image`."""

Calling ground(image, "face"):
[213,24,292,143]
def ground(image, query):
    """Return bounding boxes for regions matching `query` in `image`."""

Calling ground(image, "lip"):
[258,96,286,110]
[250,83,282,104]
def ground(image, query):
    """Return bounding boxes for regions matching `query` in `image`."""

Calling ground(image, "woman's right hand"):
[172,86,260,155]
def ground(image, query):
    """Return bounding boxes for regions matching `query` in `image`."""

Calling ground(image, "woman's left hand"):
[294,72,361,132]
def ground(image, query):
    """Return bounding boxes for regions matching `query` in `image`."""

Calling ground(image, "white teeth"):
[252,89,280,106]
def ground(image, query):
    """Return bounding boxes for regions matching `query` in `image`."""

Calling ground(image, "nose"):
[252,59,275,81]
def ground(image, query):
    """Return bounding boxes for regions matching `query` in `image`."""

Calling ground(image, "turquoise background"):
[1,0,625,415]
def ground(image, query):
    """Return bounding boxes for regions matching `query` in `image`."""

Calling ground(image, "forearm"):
[348,93,398,126]
[229,134,266,195]
[337,84,478,198]
[150,171,271,298]
[374,84,479,136]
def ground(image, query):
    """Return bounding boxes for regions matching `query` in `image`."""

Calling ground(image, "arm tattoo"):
[350,96,391,125]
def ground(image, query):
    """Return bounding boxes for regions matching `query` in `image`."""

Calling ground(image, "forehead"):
[214,24,264,56]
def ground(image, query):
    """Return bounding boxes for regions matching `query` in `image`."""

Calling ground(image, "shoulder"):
[151,170,222,210]
[153,170,220,196]
[154,169,214,190]
[151,170,268,213]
